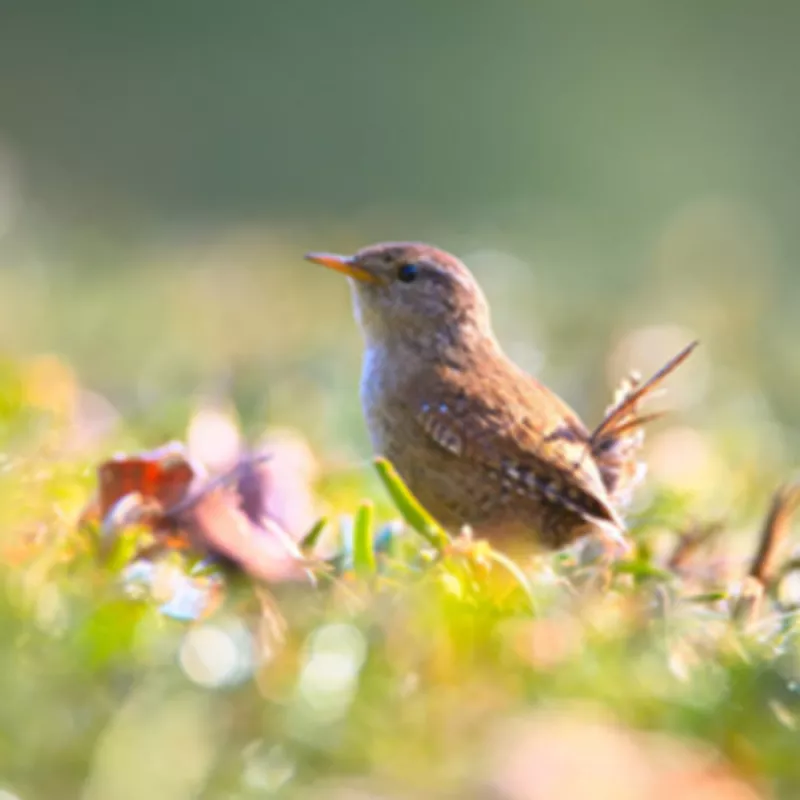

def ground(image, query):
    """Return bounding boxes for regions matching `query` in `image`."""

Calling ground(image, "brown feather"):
[591,341,698,445]
[591,341,698,509]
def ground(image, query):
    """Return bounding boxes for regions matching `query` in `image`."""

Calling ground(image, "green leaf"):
[373,457,449,551]
[103,526,151,574]
[76,599,150,669]
[612,560,674,582]
[300,516,329,553]
[684,591,729,604]
[352,501,376,577]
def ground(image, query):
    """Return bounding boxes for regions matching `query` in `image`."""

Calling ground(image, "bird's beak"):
[304,252,378,283]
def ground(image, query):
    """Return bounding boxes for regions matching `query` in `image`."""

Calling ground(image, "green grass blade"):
[300,516,329,553]
[103,527,147,574]
[612,559,674,582]
[353,501,376,577]
[373,457,449,552]
[684,591,728,604]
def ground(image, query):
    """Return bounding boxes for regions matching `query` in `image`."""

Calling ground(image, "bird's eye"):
[397,263,419,283]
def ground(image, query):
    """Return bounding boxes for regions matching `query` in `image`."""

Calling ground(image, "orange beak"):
[304,252,378,283]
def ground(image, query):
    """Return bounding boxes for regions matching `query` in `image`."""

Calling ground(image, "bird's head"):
[304,242,493,352]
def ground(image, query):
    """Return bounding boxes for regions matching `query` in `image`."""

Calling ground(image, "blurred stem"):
[749,480,800,585]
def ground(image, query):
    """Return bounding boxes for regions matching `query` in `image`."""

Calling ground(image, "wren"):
[305,242,695,552]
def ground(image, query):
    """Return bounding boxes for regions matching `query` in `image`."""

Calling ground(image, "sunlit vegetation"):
[0,345,798,799]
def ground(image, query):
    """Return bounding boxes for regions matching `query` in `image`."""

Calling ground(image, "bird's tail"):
[590,341,698,511]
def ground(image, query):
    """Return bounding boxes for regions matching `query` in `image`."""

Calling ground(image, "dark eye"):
[397,263,419,283]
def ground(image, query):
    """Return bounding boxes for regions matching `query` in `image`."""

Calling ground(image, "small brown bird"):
[305,242,695,552]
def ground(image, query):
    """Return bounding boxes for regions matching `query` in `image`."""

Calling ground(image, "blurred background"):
[1,0,799,515]
[4,6,800,799]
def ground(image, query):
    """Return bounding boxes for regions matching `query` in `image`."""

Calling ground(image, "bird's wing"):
[410,363,624,532]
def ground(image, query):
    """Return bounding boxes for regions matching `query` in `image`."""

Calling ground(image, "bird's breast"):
[359,345,410,453]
